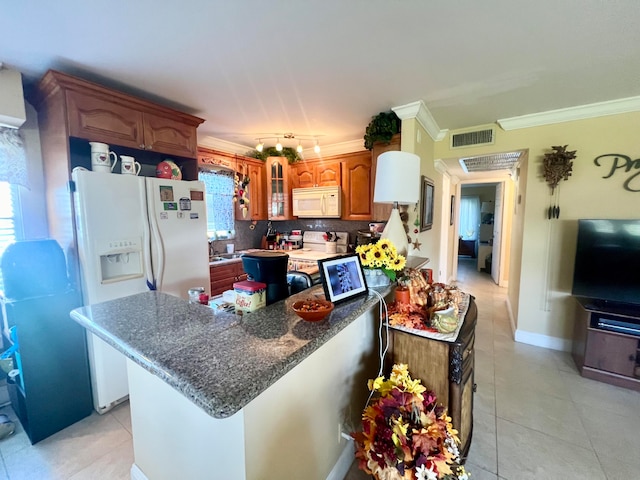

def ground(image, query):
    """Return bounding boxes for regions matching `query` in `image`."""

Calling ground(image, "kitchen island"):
[70,286,390,480]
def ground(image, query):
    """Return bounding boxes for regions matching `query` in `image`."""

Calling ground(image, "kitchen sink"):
[209,253,244,262]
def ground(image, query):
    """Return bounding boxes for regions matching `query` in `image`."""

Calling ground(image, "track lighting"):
[253,134,322,153]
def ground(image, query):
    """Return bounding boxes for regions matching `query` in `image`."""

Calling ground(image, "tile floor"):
[345,257,640,480]
[1,258,639,479]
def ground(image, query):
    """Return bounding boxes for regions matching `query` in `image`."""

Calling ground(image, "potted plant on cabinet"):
[364,111,401,150]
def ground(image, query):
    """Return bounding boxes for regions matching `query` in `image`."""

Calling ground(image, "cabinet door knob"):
[146,144,153,150]
[139,144,145,149]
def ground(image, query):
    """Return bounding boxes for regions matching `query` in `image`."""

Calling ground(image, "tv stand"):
[572,297,640,391]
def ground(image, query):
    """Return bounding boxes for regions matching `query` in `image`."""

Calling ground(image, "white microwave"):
[292,186,342,218]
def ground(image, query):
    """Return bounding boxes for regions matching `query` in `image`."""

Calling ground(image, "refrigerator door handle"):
[141,181,156,291]
[146,181,165,291]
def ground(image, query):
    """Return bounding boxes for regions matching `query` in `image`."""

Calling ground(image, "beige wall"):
[433,111,640,349]
[401,119,443,280]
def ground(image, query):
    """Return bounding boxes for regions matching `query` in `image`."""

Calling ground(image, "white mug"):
[120,155,141,176]
[89,142,117,173]
[226,244,235,254]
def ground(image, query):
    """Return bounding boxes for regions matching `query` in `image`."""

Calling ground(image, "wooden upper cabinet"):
[342,152,372,221]
[290,163,314,189]
[266,157,291,220]
[235,157,267,221]
[37,70,203,159]
[66,90,144,147]
[197,147,237,171]
[315,161,341,186]
[371,134,401,221]
[290,160,341,188]
[142,111,198,158]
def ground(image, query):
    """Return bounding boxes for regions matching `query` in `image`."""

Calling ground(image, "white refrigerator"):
[72,170,210,413]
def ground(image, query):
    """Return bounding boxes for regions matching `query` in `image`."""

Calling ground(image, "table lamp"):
[373,151,421,256]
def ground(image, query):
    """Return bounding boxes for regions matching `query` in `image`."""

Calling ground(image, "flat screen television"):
[572,219,640,312]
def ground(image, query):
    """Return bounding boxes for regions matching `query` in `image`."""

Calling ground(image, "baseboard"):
[130,464,148,480]
[514,329,572,352]
[326,441,355,480]
[505,297,571,352]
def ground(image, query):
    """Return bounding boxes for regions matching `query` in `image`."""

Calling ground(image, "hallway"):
[348,257,640,479]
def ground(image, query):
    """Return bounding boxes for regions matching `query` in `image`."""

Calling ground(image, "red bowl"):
[292,299,334,322]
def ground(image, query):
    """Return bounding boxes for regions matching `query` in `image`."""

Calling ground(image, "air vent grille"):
[459,152,522,173]
[450,127,495,149]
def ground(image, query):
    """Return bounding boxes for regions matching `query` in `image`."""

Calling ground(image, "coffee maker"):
[241,251,289,305]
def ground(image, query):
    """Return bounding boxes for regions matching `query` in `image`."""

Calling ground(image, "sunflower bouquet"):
[355,239,406,282]
[352,364,469,480]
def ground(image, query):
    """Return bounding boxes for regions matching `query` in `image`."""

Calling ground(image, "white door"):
[73,170,151,413]
[145,177,211,299]
[491,183,504,284]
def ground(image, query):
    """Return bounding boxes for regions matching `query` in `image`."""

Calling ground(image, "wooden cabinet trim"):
[35,70,204,127]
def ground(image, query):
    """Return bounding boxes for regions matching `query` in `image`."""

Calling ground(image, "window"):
[0,182,21,292]
[459,196,480,240]
[198,170,235,239]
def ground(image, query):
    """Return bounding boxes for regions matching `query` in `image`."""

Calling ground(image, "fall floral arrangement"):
[356,239,406,281]
[352,364,469,480]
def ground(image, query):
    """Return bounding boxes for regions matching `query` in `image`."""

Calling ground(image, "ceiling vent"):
[450,126,496,150]
[459,151,522,173]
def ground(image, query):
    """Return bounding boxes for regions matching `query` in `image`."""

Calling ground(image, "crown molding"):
[198,136,365,158]
[497,95,640,131]
[392,100,447,142]
[198,136,252,155]
[434,159,448,175]
[304,139,365,158]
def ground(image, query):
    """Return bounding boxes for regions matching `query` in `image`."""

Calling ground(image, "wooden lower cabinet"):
[572,297,640,390]
[210,261,247,297]
[387,298,477,459]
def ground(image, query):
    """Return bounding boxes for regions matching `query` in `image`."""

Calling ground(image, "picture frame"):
[450,195,455,226]
[420,176,434,231]
[318,254,368,303]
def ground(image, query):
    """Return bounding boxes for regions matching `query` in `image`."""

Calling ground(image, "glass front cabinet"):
[266,156,291,220]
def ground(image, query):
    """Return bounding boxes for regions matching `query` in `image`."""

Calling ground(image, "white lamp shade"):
[373,151,421,204]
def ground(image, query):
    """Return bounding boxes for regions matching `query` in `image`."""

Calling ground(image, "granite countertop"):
[70,285,391,419]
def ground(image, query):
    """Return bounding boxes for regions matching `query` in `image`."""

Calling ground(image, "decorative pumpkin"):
[431,306,459,333]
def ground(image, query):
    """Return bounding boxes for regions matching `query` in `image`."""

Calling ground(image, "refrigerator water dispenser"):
[98,238,144,284]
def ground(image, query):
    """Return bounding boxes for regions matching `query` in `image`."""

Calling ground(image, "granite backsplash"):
[209,219,376,254]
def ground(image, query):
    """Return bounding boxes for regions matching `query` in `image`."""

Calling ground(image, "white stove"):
[287,231,348,274]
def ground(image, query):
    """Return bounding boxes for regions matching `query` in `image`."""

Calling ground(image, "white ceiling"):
[3,1,640,160]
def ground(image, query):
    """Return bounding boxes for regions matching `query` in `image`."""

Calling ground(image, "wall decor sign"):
[594,153,640,192]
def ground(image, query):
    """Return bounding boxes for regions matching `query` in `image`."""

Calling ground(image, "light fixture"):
[252,134,323,154]
[373,151,421,256]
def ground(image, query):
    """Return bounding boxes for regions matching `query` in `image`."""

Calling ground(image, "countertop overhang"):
[70,286,391,419]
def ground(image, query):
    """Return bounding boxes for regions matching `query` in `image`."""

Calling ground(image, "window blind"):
[0,182,20,292]
[198,170,235,239]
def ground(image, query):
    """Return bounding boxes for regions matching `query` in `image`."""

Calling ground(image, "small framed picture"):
[318,254,368,304]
